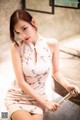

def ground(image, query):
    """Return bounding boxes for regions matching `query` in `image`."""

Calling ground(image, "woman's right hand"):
[44,101,60,112]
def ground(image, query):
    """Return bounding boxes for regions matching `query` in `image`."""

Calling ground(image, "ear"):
[31,18,36,26]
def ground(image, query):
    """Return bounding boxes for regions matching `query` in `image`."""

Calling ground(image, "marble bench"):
[43,92,80,120]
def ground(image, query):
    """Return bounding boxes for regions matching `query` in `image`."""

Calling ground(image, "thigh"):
[11,110,32,120]
[11,110,43,120]
[32,114,43,120]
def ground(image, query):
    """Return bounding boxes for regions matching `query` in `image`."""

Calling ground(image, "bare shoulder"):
[46,38,59,46]
[11,43,21,55]
[46,38,59,53]
[11,41,22,55]
[11,42,18,53]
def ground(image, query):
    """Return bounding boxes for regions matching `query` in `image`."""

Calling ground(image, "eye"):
[23,27,28,31]
[16,32,20,35]
[15,31,20,35]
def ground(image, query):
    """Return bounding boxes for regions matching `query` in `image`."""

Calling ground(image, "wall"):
[0,0,80,60]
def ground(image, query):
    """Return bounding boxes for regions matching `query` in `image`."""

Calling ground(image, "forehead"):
[14,20,29,30]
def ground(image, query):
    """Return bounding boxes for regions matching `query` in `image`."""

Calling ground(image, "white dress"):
[5,35,55,118]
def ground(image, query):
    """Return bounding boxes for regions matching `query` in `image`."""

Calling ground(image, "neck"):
[32,33,39,46]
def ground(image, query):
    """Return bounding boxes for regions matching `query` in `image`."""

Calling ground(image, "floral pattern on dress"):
[5,35,52,116]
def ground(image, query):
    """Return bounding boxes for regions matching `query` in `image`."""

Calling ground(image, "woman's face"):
[14,19,37,43]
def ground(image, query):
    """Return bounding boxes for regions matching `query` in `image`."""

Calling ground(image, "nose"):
[21,32,26,39]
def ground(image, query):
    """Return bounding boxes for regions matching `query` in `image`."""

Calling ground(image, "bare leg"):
[32,114,43,120]
[11,110,43,120]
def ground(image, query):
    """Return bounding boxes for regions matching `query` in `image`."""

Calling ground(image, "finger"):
[56,103,60,107]
[52,106,58,112]
[72,86,80,94]
[52,102,60,107]
[71,89,79,97]
[53,105,58,110]
[74,88,80,94]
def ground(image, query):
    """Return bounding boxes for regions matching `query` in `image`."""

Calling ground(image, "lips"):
[25,37,30,41]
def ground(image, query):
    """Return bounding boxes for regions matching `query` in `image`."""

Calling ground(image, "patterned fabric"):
[5,35,52,117]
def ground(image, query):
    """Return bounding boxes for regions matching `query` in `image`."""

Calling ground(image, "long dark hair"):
[10,9,36,44]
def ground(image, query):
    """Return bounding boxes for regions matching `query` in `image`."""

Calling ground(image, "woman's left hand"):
[66,84,80,97]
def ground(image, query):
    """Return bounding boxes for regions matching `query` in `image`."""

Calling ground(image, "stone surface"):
[43,92,80,120]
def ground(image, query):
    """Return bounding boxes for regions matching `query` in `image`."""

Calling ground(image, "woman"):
[5,9,79,120]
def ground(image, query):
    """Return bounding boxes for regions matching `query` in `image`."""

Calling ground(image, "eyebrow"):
[20,25,26,29]
[14,25,26,33]
[14,25,25,33]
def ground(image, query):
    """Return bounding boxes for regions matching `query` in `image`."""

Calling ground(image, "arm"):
[11,43,46,107]
[51,40,69,90]
[11,43,60,111]
[47,39,80,93]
